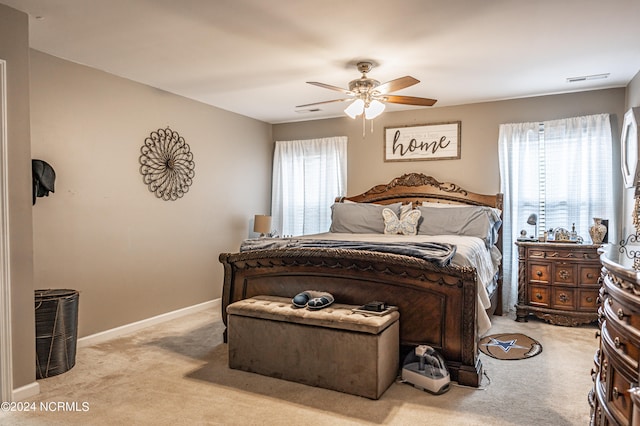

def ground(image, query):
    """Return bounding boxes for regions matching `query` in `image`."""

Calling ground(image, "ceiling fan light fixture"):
[344,98,365,119]
[364,99,385,119]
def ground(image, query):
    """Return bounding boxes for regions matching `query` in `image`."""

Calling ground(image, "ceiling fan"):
[296,61,437,120]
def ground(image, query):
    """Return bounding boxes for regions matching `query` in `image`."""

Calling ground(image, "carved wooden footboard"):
[220,247,483,386]
[219,173,503,388]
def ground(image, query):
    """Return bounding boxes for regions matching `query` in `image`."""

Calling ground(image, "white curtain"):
[272,136,347,236]
[498,122,541,313]
[498,114,614,313]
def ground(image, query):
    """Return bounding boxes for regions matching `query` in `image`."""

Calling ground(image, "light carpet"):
[1,308,598,425]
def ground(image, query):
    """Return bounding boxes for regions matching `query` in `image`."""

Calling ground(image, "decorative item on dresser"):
[590,244,640,425]
[515,241,601,326]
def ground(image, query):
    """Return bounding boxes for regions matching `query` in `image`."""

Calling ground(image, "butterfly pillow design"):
[382,205,422,236]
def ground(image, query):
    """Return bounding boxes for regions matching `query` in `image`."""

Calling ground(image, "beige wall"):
[29,50,273,337]
[622,70,640,237]
[274,89,625,201]
[0,4,36,390]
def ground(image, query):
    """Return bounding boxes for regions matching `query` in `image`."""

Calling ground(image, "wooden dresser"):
[515,241,601,326]
[590,245,640,425]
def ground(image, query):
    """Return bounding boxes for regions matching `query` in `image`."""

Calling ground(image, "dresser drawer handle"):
[559,270,570,280]
[613,387,621,399]
[615,337,625,349]
[586,296,594,303]
[535,293,543,300]
[587,273,595,279]
[559,293,569,303]
[617,308,627,320]
[595,331,601,338]
[536,271,543,277]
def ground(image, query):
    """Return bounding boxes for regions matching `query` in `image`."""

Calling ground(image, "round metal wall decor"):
[139,127,195,201]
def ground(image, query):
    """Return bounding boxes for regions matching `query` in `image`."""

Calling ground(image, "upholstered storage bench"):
[227,295,400,399]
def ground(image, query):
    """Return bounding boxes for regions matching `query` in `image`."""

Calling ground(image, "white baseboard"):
[13,381,40,401]
[77,298,220,348]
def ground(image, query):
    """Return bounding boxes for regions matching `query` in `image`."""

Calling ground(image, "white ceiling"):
[2,0,640,124]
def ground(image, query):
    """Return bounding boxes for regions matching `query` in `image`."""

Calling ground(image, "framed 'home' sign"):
[384,121,461,162]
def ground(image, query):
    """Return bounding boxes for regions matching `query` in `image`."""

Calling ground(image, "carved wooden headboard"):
[337,173,503,210]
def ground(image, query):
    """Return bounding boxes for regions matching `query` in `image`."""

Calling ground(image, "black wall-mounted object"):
[32,159,56,205]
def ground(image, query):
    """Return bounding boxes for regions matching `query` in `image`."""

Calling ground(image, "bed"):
[219,173,503,387]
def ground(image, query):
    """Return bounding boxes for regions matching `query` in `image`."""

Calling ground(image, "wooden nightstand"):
[515,241,601,326]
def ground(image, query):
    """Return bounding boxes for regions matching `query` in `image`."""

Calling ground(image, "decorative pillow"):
[330,202,402,233]
[382,205,422,236]
[416,205,502,247]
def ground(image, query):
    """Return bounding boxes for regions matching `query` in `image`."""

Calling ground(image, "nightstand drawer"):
[528,285,550,307]
[580,266,601,286]
[529,263,550,284]
[578,289,599,311]
[553,262,577,285]
[552,287,576,310]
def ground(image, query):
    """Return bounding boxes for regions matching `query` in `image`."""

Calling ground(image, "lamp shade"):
[344,99,365,119]
[364,99,385,119]
[253,215,272,235]
[527,214,537,226]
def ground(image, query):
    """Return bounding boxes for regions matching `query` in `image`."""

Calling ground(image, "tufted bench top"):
[226,295,399,335]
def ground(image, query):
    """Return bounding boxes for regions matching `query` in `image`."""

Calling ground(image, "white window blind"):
[498,113,614,312]
[271,136,347,237]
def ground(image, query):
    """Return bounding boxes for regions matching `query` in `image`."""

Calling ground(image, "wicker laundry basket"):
[34,289,79,379]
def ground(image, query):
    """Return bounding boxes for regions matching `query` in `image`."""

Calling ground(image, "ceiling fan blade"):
[296,98,352,108]
[382,95,437,106]
[376,76,419,94]
[307,81,352,95]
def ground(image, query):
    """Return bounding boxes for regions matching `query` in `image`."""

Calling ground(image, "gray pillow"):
[330,202,402,233]
[416,205,502,247]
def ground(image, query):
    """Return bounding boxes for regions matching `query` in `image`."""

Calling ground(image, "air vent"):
[295,108,321,114]
[566,73,610,83]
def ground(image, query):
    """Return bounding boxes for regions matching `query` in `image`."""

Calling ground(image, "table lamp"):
[254,215,271,237]
[527,213,537,239]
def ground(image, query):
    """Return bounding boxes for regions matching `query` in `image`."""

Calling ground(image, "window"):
[271,136,347,236]
[498,114,614,312]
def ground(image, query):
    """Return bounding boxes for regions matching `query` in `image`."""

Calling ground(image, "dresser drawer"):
[601,340,635,425]
[529,262,550,284]
[602,319,639,371]
[609,364,634,424]
[605,277,640,330]
[528,285,550,307]
[546,247,597,260]
[554,262,577,285]
[551,287,576,310]
[580,266,601,286]
[578,289,599,311]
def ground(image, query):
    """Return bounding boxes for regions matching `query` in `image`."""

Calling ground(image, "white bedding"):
[300,232,501,336]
